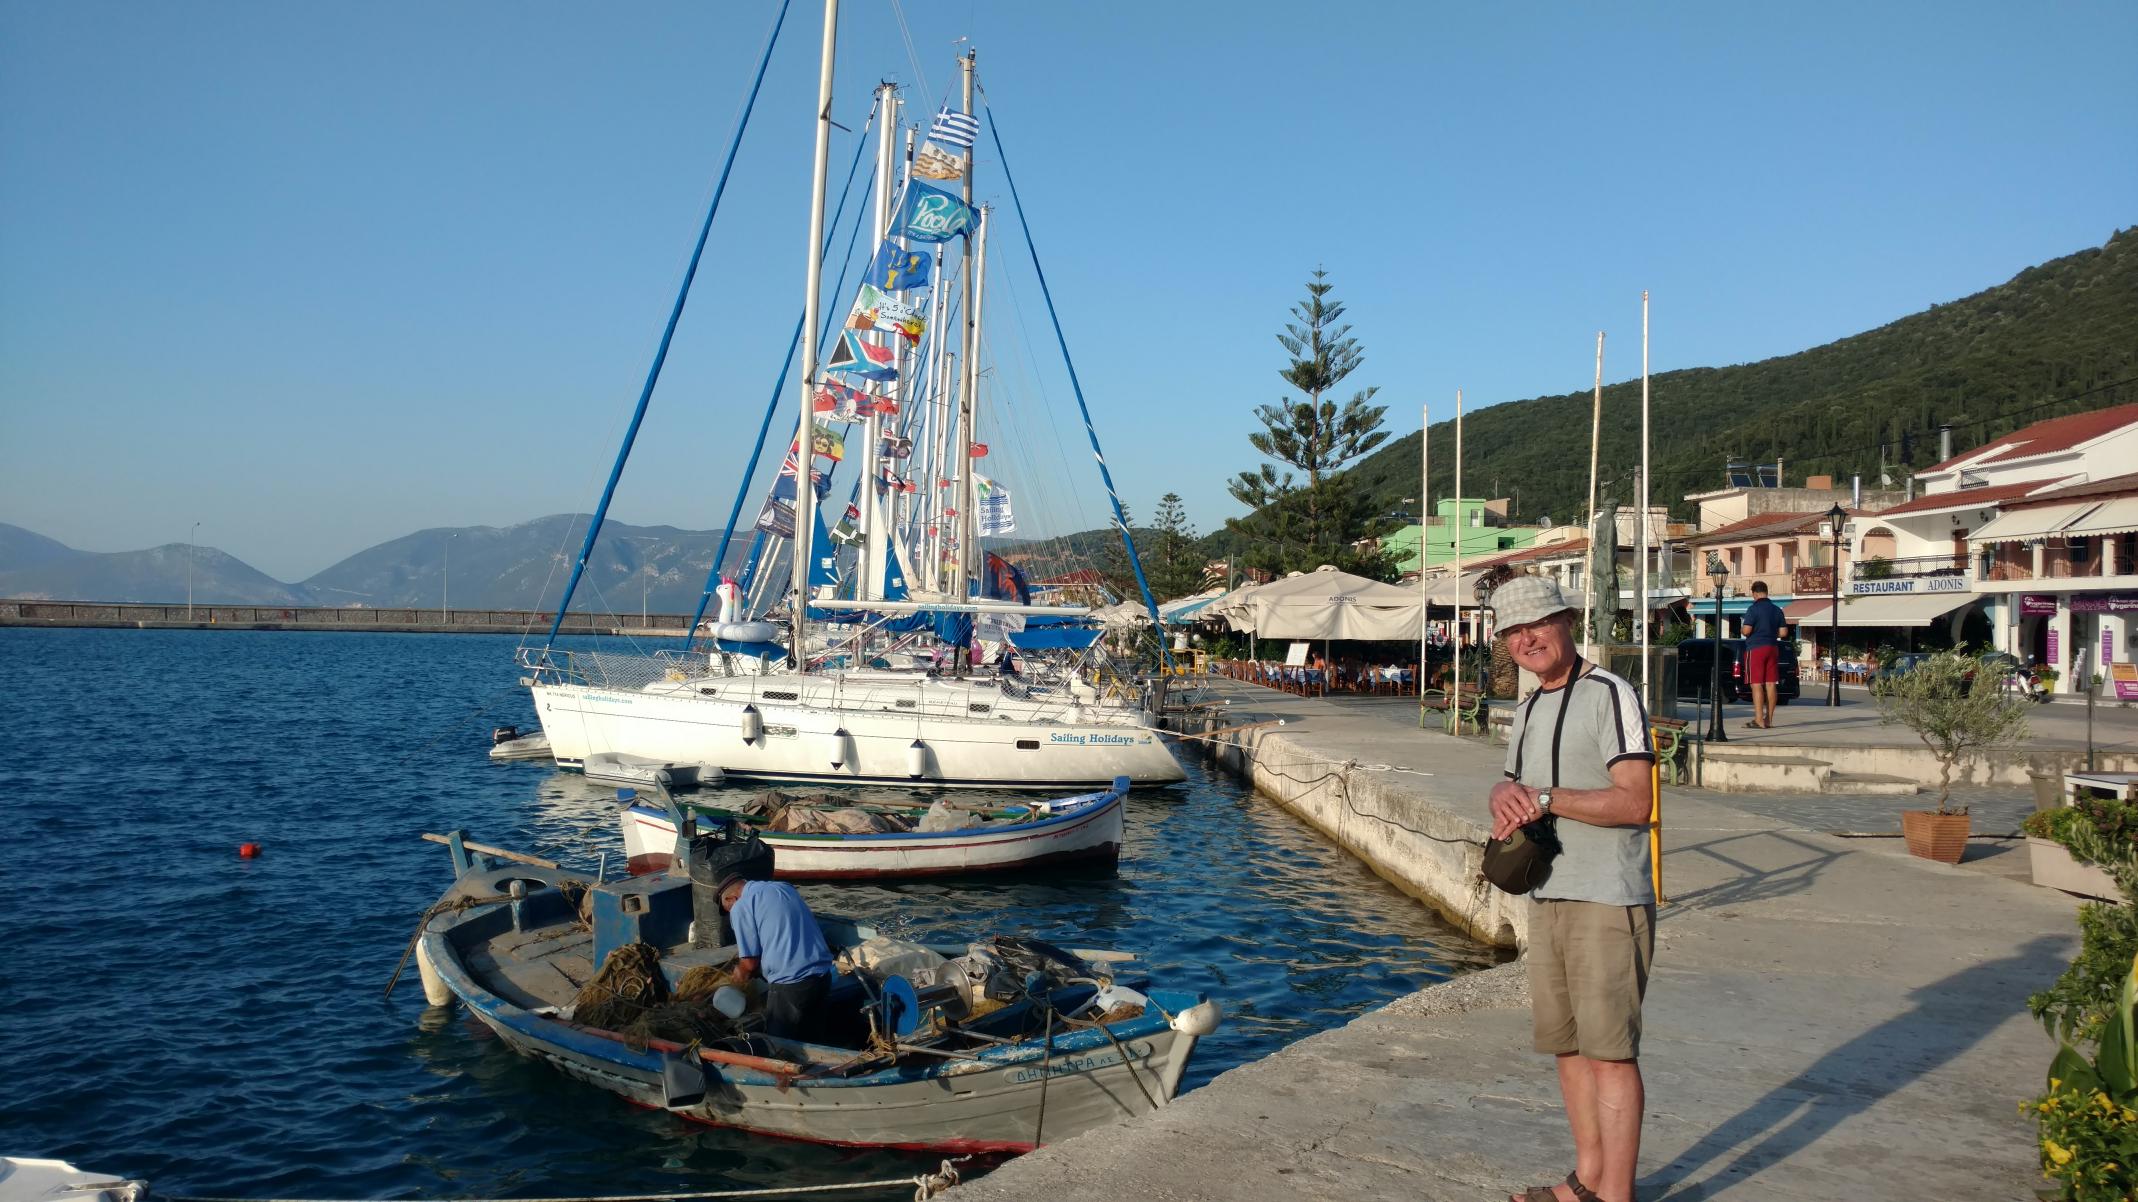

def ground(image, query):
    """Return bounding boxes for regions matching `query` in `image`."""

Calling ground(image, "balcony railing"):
[1980,556,2111,584]
[1852,554,1969,582]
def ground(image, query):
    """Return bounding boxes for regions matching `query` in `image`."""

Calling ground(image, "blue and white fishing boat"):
[412,831,1221,1152]
[618,776,1128,878]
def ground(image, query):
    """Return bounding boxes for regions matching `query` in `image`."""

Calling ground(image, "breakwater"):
[0,598,692,635]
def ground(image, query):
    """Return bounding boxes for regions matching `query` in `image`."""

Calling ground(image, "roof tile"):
[1922,402,2138,473]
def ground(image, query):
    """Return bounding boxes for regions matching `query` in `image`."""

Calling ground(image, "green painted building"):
[1381,498,1543,573]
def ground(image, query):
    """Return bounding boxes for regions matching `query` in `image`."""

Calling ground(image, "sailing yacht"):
[516,13,1183,789]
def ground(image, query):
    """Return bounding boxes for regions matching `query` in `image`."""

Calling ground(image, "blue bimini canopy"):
[1008,613,1100,651]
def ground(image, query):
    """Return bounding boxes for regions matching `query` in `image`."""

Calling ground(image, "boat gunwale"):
[635,784,1124,846]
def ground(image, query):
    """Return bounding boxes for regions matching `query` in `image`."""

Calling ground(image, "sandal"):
[1507,1173,1605,1202]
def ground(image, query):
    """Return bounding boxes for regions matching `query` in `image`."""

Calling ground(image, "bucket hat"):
[1489,575,1577,630]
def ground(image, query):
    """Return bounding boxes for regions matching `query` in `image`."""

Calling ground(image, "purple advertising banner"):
[2021,594,2060,617]
[2048,627,2061,669]
[2069,593,2138,614]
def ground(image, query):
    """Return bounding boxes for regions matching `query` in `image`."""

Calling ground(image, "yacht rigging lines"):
[516,0,1183,789]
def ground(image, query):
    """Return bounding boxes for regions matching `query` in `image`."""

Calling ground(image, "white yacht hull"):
[528,675,1184,789]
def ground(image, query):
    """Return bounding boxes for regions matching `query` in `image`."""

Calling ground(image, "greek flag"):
[929,104,979,149]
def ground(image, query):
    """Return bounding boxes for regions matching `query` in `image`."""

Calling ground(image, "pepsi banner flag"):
[896,180,979,244]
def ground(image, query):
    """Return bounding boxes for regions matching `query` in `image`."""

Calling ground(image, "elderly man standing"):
[1487,576,1658,1202]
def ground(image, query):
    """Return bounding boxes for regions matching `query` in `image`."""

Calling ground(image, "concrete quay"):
[950,680,2081,1200]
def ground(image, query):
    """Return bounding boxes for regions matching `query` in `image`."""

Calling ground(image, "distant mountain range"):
[0,517,742,612]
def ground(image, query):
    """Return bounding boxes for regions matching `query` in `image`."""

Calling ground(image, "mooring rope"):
[164,1158,967,1202]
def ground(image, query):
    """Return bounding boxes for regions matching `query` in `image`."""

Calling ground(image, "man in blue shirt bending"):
[717,870,835,1044]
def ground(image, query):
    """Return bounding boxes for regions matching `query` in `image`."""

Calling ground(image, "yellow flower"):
[2123,1108,2136,1123]
[2041,1101,2055,1113]
[2053,1078,2064,1090]
[2046,1140,2075,1166]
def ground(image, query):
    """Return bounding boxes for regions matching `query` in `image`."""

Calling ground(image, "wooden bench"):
[1420,691,1487,736]
[1488,705,1516,744]
[1650,716,1691,786]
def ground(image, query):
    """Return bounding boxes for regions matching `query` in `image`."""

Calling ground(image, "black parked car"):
[1675,638,1800,704]
[1872,651,1936,685]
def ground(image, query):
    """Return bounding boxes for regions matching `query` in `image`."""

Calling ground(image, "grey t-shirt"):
[1502,663,1656,906]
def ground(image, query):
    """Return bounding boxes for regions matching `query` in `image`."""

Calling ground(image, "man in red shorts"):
[1740,581,1789,729]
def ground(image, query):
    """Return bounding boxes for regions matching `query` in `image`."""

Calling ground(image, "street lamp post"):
[187,521,201,622]
[1827,502,1846,707]
[442,533,454,623]
[1706,554,1729,743]
[623,535,659,627]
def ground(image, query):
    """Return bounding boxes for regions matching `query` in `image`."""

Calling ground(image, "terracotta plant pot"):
[1901,809,1971,864]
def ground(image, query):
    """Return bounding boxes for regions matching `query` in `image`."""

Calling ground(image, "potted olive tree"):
[1872,649,2031,864]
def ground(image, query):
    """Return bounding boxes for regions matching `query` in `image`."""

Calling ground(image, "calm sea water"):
[0,628,1497,1198]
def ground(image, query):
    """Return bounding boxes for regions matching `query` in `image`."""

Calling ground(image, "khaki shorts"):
[1529,899,1655,1061]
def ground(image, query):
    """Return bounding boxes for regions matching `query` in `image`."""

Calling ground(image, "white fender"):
[827,727,852,771]
[710,621,782,643]
[906,739,929,780]
[740,704,763,746]
[415,937,453,1008]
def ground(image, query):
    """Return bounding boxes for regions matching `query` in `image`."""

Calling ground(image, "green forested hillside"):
[1344,227,2138,525]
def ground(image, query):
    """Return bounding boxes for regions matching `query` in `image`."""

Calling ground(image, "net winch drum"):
[684,822,774,949]
[877,974,965,1038]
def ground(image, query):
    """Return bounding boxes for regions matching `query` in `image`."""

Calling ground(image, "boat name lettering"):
[1048,733,1140,746]
[1009,1045,1144,1083]
[763,724,798,739]
[588,693,634,705]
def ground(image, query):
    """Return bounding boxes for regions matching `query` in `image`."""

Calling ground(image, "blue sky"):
[3,0,2132,581]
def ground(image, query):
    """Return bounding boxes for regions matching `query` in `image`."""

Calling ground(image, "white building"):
[1843,403,2138,692]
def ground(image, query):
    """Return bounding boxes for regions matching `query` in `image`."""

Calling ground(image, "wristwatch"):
[1535,789,1554,815]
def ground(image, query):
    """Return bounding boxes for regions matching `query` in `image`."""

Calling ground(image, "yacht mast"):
[787,0,840,671]
[858,81,899,601]
[948,48,979,662]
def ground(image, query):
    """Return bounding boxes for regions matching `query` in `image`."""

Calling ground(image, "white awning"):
[1969,504,2095,544]
[1422,571,1484,607]
[1787,592,1976,629]
[2065,497,2138,538]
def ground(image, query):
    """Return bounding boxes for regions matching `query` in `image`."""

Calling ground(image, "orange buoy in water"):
[238,842,262,859]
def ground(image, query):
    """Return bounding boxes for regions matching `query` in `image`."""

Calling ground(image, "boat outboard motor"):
[492,725,520,746]
[684,822,774,949]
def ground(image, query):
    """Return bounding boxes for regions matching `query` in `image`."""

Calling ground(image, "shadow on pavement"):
[1640,935,2069,1200]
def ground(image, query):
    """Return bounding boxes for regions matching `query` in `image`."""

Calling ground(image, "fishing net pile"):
[571,942,747,1050]
[727,790,917,834]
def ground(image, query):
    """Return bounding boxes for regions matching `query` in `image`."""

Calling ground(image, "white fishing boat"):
[620,776,1127,878]
[0,1160,144,1202]
[413,828,1221,1152]
[513,5,1181,789]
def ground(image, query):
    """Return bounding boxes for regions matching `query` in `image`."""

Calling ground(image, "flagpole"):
[1639,291,1652,703]
[1418,401,1429,729]
[787,0,840,673]
[1452,388,1464,731]
[1584,331,1604,660]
